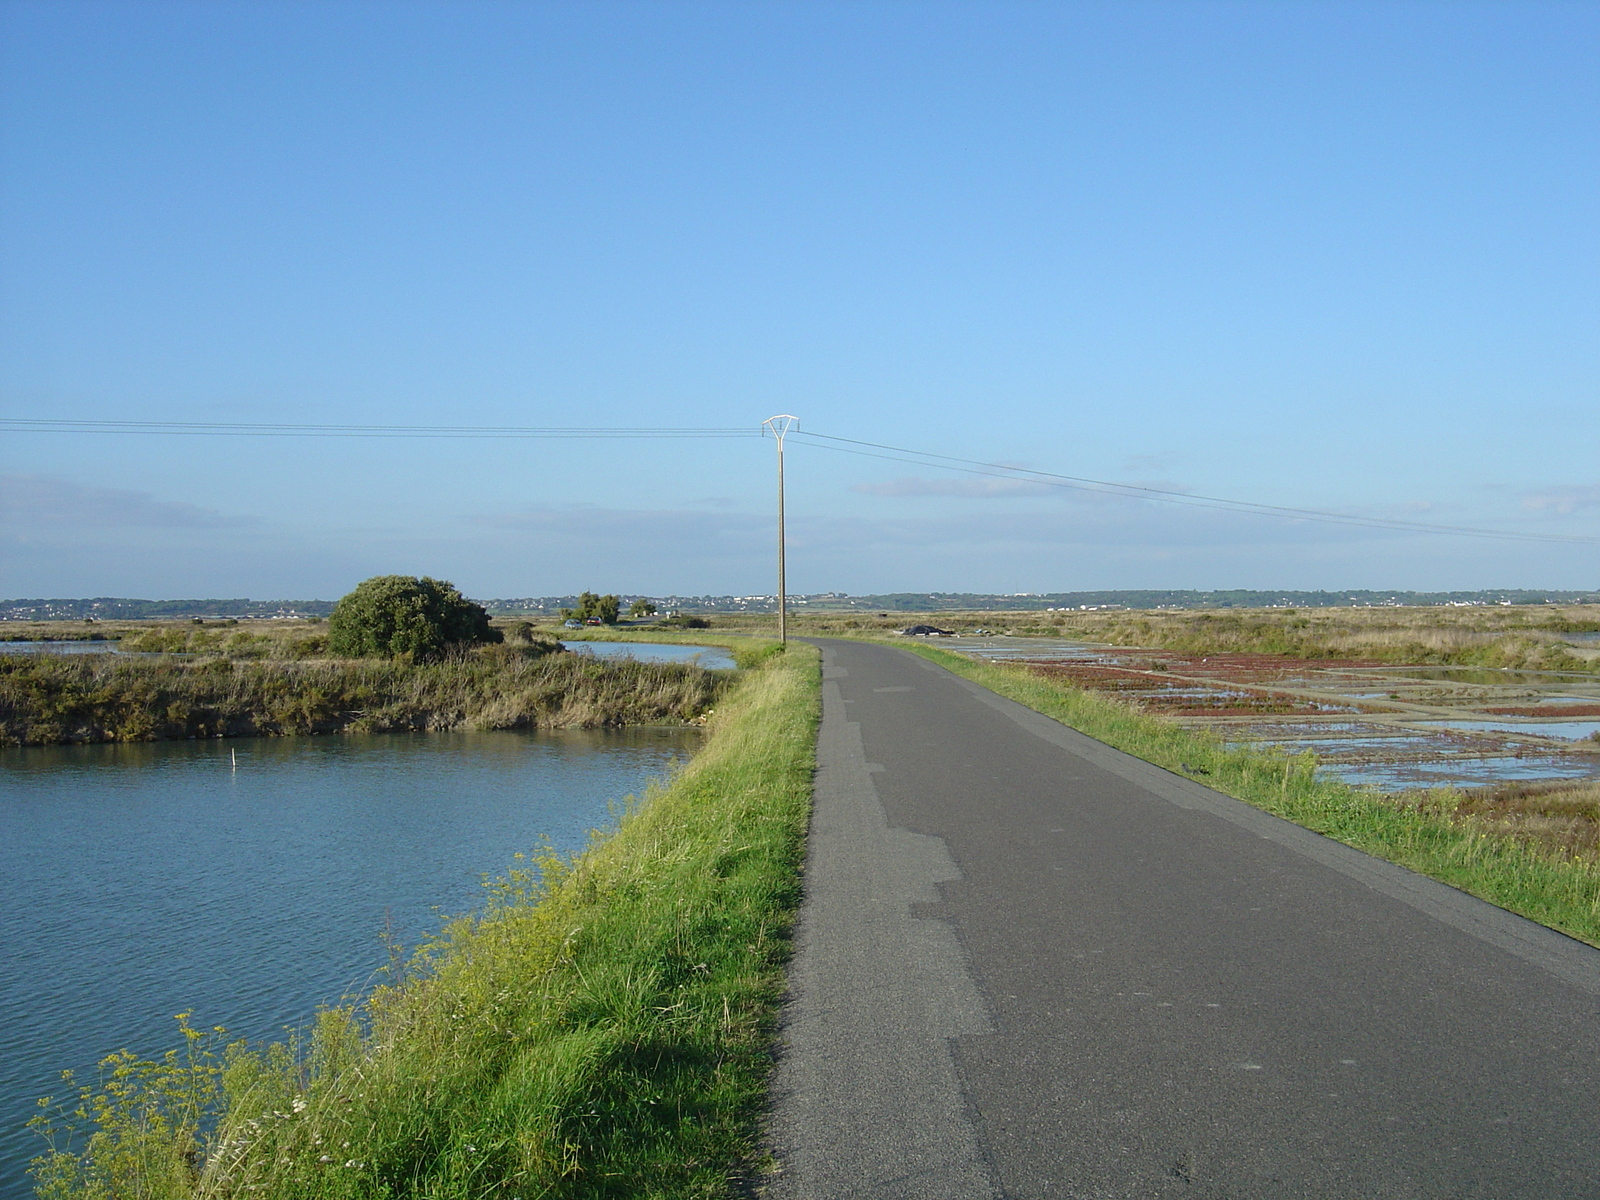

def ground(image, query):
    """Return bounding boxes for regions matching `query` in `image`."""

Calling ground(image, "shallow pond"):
[1333,755,1600,791]
[1411,718,1600,742]
[0,640,120,655]
[1370,665,1600,686]
[0,727,697,1199]
[954,637,1600,791]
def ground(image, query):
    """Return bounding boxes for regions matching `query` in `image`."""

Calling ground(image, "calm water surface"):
[0,641,120,655]
[0,728,697,1199]
[0,638,738,668]
[559,640,736,669]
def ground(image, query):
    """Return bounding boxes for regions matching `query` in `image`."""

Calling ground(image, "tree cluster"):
[560,591,621,624]
[328,575,500,660]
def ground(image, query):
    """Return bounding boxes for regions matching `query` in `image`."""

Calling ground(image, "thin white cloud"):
[1522,485,1600,516]
[1119,452,1180,474]
[0,475,257,529]
[850,473,1205,505]
[476,498,1421,560]
[850,475,1059,499]
[471,503,769,550]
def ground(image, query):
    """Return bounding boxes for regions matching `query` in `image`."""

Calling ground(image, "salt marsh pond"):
[948,636,1600,791]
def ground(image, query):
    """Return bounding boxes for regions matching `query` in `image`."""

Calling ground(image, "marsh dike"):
[767,638,1600,1199]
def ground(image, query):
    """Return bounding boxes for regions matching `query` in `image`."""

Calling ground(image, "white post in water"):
[764,415,799,645]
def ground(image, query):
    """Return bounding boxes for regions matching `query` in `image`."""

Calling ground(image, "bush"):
[328,576,501,660]
[657,614,710,630]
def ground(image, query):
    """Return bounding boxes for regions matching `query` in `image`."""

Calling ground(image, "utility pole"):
[764,415,799,644]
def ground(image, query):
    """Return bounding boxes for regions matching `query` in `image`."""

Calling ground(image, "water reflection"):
[559,641,736,669]
[0,728,696,1199]
[0,640,120,655]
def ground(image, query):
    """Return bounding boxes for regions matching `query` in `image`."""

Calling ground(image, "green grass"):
[901,642,1600,947]
[30,642,821,1200]
[0,646,729,745]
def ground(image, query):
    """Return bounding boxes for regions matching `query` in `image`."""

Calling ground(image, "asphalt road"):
[764,639,1600,1200]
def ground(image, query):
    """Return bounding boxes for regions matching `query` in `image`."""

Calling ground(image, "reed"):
[0,645,725,745]
[1406,779,1600,861]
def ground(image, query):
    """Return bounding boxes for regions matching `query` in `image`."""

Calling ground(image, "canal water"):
[0,641,121,655]
[0,638,739,668]
[559,640,736,669]
[0,727,697,1199]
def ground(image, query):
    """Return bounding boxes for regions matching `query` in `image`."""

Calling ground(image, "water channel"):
[0,699,701,1197]
[559,640,736,669]
[0,639,740,670]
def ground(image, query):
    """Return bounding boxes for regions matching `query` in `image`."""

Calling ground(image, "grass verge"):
[901,642,1600,947]
[29,642,821,1199]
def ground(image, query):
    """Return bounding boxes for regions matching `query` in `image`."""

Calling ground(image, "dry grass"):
[0,645,725,745]
[1029,605,1600,671]
[615,603,1600,664]
[1405,779,1600,861]
[0,618,332,656]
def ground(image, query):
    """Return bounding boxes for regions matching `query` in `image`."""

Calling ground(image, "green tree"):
[628,598,658,618]
[560,591,621,624]
[328,575,501,659]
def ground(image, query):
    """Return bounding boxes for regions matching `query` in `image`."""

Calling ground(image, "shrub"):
[657,614,710,630]
[328,576,501,660]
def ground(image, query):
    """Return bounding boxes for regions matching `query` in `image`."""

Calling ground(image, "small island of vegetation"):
[0,576,738,746]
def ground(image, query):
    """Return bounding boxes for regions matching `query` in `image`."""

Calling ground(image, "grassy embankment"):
[30,640,820,1200]
[899,641,1600,946]
[0,640,731,746]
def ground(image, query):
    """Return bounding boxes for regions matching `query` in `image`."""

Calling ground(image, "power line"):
[0,418,761,438]
[4,415,1592,547]
[792,430,1600,547]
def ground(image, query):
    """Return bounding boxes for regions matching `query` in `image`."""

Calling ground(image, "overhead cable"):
[0,418,760,438]
[792,430,1600,547]
[5,415,1590,546]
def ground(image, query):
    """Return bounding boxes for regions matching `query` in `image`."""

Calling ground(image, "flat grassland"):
[696,602,1600,672]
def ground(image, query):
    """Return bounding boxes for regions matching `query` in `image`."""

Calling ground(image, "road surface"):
[764,639,1600,1199]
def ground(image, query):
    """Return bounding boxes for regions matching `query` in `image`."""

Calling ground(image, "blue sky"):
[1,0,1595,600]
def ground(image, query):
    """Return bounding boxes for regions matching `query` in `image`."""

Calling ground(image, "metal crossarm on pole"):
[763,416,799,644]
